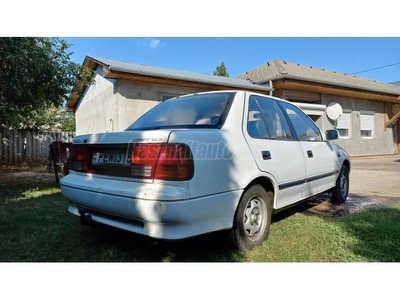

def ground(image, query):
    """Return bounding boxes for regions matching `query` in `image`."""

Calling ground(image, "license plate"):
[91,151,130,166]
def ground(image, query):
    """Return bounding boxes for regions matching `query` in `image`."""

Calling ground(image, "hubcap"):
[243,196,266,240]
[340,172,348,198]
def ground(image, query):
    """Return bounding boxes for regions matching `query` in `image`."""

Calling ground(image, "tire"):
[330,165,349,203]
[230,184,273,251]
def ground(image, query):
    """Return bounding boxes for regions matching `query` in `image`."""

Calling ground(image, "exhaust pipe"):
[78,208,93,226]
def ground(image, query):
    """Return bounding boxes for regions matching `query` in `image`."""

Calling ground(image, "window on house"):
[159,92,183,102]
[336,109,352,138]
[360,110,374,138]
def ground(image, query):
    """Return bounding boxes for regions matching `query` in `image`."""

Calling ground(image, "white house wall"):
[75,74,117,135]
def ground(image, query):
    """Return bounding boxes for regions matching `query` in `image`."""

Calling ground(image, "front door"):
[279,102,340,198]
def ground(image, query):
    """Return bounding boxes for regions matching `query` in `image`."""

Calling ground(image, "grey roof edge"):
[89,56,271,92]
[256,74,400,96]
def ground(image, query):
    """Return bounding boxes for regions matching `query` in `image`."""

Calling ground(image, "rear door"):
[243,95,306,209]
[278,102,340,198]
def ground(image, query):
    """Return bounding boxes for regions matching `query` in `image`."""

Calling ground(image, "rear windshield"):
[126,92,236,130]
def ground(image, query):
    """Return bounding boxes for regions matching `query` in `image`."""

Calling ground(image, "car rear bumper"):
[61,172,242,240]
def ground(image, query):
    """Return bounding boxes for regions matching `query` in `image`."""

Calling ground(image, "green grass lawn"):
[1,170,399,262]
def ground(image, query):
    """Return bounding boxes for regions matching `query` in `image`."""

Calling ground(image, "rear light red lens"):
[155,144,194,181]
[130,143,194,181]
[70,145,89,172]
[130,144,162,179]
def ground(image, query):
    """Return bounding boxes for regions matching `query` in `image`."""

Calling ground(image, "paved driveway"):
[350,155,400,200]
[298,155,400,218]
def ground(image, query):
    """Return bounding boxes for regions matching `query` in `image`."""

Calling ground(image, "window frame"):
[336,109,352,139]
[360,110,375,139]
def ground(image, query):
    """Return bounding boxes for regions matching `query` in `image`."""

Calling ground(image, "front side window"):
[127,92,235,130]
[360,110,374,138]
[280,102,323,141]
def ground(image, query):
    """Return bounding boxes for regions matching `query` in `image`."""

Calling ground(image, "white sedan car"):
[60,90,350,251]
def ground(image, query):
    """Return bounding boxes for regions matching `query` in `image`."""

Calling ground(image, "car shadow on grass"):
[272,194,334,223]
[84,224,246,262]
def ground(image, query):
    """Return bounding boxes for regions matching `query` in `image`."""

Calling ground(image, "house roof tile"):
[238,59,400,96]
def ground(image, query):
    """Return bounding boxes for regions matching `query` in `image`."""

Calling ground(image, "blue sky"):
[63,37,400,84]
[3,1,399,84]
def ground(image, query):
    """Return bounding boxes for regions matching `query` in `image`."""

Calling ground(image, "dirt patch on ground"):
[0,162,60,188]
[300,193,381,219]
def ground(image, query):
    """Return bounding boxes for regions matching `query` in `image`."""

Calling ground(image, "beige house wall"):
[75,74,398,156]
[275,89,397,156]
[321,95,396,156]
[75,74,118,135]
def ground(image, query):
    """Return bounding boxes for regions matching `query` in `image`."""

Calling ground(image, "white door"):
[279,102,340,198]
[243,95,306,209]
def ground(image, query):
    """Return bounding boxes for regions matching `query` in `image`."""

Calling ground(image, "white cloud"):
[148,39,160,49]
[136,38,163,49]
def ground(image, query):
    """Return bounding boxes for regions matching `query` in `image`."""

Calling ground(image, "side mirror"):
[326,129,339,140]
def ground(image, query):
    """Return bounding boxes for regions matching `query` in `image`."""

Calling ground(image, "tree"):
[0,37,93,135]
[213,62,229,77]
[61,111,76,132]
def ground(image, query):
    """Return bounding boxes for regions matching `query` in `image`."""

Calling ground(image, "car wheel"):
[330,165,349,203]
[230,184,273,251]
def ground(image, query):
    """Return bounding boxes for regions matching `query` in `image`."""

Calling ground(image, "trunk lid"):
[72,130,172,146]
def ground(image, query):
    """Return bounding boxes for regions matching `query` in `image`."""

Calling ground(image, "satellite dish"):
[326,102,343,121]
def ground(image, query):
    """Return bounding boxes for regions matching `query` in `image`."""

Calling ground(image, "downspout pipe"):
[269,80,273,96]
[256,79,274,96]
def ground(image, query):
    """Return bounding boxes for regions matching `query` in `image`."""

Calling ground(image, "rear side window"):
[247,97,269,138]
[247,96,293,140]
[127,92,235,130]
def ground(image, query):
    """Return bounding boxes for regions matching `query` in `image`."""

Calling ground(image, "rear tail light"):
[130,144,162,179]
[69,145,89,172]
[131,143,194,181]
[154,144,194,181]
[70,143,194,181]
